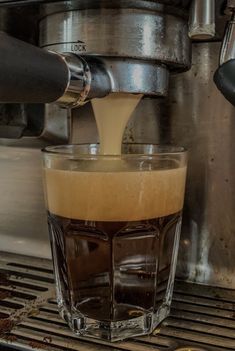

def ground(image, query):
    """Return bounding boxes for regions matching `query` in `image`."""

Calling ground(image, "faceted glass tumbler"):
[42,144,187,342]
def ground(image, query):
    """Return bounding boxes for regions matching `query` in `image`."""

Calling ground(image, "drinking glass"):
[42,144,187,341]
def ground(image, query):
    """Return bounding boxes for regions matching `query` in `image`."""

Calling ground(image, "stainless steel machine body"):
[0,0,232,287]
[38,1,192,100]
[0,0,235,349]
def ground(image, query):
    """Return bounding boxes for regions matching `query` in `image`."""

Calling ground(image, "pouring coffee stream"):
[91,93,143,155]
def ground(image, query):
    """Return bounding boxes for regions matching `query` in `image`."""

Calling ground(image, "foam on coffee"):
[44,166,187,221]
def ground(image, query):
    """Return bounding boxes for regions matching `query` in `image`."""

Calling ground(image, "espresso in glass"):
[43,144,187,341]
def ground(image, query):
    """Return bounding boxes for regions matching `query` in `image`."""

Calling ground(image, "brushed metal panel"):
[40,7,190,69]
[167,42,235,288]
[0,145,50,258]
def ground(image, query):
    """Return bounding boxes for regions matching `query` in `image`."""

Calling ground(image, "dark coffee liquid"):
[48,211,181,322]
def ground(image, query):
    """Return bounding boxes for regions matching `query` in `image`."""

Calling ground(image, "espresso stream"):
[91,93,142,155]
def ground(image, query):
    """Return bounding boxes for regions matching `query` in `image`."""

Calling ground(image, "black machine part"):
[214,59,235,106]
[213,1,235,106]
[0,31,69,104]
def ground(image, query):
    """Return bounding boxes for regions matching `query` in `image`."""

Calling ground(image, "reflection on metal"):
[41,104,69,144]
[56,54,92,107]
[0,252,234,351]
[220,12,235,65]
[189,0,215,40]
[0,146,50,258]
[0,104,69,257]
[0,104,69,145]
[39,2,190,97]
[166,42,235,288]
[40,4,190,69]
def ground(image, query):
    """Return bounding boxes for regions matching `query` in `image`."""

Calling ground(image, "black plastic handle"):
[0,31,69,103]
[214,59,235,106]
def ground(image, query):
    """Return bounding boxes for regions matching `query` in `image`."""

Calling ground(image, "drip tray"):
[0,251,234,351]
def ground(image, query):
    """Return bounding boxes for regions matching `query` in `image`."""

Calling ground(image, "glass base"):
[60,304,170,342]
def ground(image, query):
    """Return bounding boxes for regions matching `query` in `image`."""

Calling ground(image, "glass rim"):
[42,143,187,159]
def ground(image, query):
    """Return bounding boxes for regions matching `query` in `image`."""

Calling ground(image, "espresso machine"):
[0,0,235,350]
